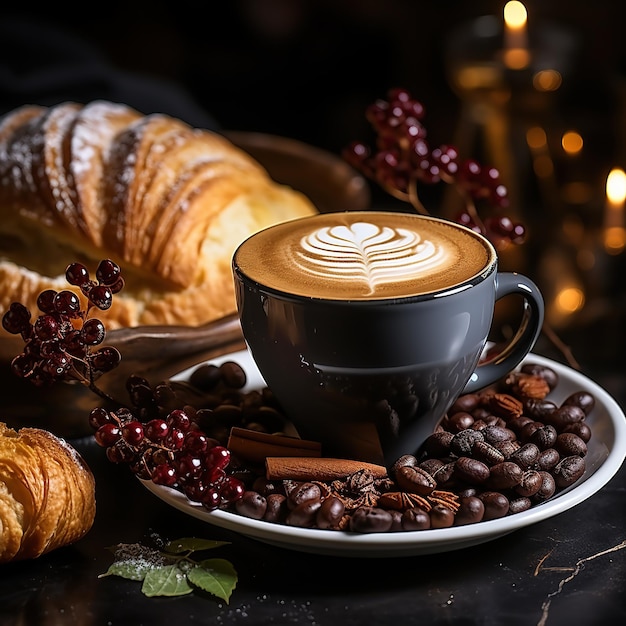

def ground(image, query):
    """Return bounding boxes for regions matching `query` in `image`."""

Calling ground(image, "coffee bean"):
[519,420,544,442]
[555,432,587,457]
[219,361,248,388]
[235,491,267,519]
[395,465,437,495]
[481,424,515,445]
[454,496,485,525]
[472,440,506,465]
[429,504,455,528]
[450,429,484,456]
[509,442,540,468]
[532,471,556,502]
[454,456,490,485]
[391,454,418,478]
[553,456,586,488]
[488,461,523,490]
[349,507,394,533]
[315,496,345,529]
[562,391,595,416]
[479,491,510,520]
[529,424,558,450]
[514,469,543,497]
[189,363,222,391]
[494,440,521,458]
[430,461,456,486]
[548,405,585,430]
[536,448,561,471]
[508,496,532,514]
[288,482,322,509]
[562,421,592,443]
[419,458,446,476]
[286,498,322,527]
[401,508,431,530]
[447,411,475,432]
[523,398,558,420]
[388,509,404,532]
[263,493,288,523]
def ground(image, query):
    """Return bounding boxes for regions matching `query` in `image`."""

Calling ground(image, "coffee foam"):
[235,212,494,300]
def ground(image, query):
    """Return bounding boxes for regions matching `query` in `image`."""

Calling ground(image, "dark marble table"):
[1,321,625,626]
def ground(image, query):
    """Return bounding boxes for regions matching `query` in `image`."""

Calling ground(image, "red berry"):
[207,445,231,471]
[145,418,169,441]
[152,463,178,486]
[121,420,144,446]
[66,262,90,286]
[95,423,121,447]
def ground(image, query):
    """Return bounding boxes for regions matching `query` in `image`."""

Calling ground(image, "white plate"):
[141,349,626,558]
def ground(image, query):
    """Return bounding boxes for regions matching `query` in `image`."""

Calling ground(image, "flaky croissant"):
[0,422,96,563]
[0,100,317,334]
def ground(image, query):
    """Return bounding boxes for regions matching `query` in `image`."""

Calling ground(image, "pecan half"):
[378,491,432,511]
[488,393,524,419]
[505,372,551,400]
[428,490,461,512]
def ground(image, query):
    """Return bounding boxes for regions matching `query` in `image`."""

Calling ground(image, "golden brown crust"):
[0,100,317,335]
[0,422,96,563]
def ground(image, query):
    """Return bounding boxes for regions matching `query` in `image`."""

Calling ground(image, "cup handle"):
[463,272,544,394]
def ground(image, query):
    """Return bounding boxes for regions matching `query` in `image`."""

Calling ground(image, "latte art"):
[295,222,449,294]
[234,212,494,300]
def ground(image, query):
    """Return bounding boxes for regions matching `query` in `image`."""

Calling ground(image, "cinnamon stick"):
[265,457,388,481]
[227,427,322,465]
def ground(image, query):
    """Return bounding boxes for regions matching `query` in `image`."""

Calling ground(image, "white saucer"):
[141,349,626,558]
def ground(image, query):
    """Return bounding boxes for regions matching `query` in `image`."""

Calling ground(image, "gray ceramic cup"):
[232,211,544,466]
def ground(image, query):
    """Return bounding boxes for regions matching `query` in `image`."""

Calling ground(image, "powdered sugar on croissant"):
[0,100,317,332]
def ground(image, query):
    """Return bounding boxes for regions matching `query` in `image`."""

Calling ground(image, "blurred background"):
[2,0,626,377]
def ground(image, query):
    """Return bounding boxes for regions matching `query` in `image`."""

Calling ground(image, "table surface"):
[1,317,625,626]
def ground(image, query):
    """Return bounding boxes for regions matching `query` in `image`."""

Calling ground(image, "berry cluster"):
[343,88,526,249]
[2,260,123,395]
[88,400,245,510]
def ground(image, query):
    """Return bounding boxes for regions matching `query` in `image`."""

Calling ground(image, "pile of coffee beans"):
[225,362,594,533]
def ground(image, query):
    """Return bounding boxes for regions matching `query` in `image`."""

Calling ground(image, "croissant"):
[0,422,96,563]
[0,100,317,335]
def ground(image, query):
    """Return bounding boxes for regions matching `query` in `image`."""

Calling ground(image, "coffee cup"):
[232,211,544,466]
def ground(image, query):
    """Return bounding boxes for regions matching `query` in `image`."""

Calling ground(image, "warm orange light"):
[606,168,626,205]
[504,1,528,28]
[555,287,585,315]
[561,131,583,155]
[603,227,626,255]
[526,126,547,149]
[533,69,562,92]
[503,48,531,69]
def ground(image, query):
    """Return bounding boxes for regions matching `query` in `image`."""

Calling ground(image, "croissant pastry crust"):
[0,422,96,563]
[0,100,317,334]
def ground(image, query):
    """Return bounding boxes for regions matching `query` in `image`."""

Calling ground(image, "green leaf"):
[141,564,195,597]
[188,559,238,603]
[165,537,231,554]
[99,560,153,581]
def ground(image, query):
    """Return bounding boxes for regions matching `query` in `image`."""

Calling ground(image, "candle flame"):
[503,1,530,69]
[606,168,626,205]
[504,1,528,28]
